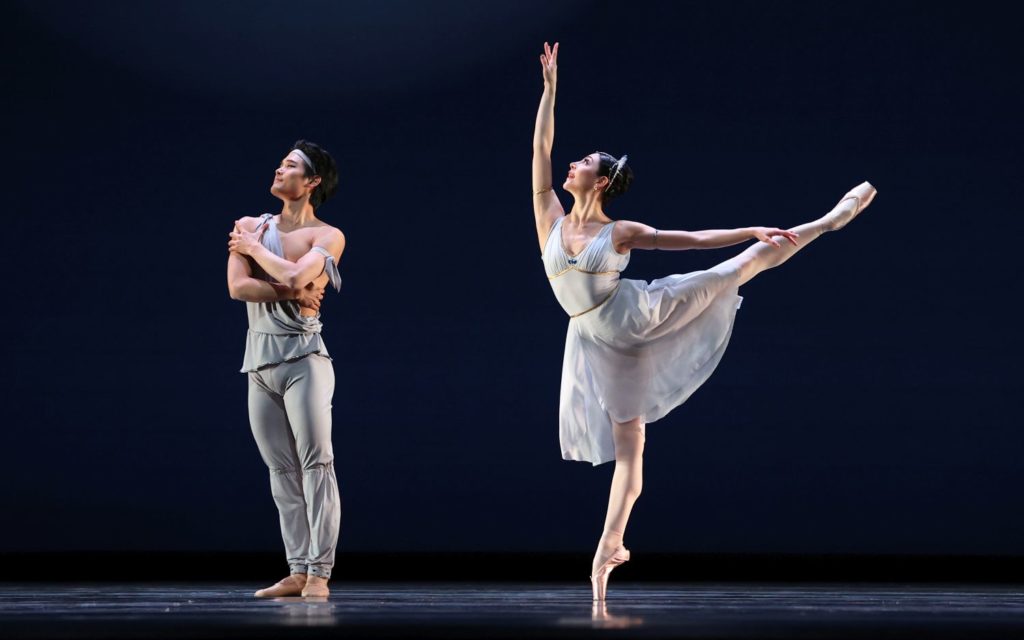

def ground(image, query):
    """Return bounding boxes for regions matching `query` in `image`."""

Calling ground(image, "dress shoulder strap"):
[597,219,617,242]
[541,216,565,257]
[596,219,624,256]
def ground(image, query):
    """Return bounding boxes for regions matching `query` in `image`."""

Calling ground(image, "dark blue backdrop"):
[4,0,1021,555]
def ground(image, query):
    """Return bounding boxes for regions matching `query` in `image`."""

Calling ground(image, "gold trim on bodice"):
[547,265,621,280]
[568,285,620,318]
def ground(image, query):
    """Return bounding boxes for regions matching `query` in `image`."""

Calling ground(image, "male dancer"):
[226,140,346,598]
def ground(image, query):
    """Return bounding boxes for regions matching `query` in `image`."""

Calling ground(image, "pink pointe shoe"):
[590,545,630,602]
[828,181,878,231]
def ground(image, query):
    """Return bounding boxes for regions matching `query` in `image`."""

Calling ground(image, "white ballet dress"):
[542,217,744,466]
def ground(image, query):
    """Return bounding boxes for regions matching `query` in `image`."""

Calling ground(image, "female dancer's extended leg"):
[711,182,876,286]
[592,418,645,600]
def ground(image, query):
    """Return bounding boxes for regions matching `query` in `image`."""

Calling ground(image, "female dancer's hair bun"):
[596,152,634,205]
[290,139,340,210]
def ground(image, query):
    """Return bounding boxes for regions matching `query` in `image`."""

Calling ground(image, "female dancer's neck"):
[568,193,609,223]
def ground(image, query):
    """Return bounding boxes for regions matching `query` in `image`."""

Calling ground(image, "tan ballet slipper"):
[253,573,307,598]
[301,574,330,598]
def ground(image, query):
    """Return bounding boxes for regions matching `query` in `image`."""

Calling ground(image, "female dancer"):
[226,140,346,598]
[532,42,877,601]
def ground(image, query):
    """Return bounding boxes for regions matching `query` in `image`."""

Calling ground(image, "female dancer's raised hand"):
[540,41,558,86]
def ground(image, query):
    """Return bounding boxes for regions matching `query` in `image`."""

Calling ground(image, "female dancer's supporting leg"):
[592,418,645,601]
[589,182,877,601]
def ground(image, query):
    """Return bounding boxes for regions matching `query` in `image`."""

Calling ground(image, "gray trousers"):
[247,353,340,579]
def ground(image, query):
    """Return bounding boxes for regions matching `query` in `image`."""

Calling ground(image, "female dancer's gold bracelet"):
[533,186,553,195]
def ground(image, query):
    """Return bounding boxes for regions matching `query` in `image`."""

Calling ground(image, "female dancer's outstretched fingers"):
[540,41,558,85]
[751,227,800,247]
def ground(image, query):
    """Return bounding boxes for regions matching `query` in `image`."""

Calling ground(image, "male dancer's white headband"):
[290,149,317,175]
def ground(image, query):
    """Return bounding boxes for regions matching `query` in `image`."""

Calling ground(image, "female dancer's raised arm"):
[228,249,322,309]
[533,41,565,251]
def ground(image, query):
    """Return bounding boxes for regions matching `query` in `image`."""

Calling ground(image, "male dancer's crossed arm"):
[229,217,345,289]
[227,251,324,309]
[226,218,343,311]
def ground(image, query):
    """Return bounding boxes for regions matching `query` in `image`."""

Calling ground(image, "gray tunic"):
[240,213,342,373]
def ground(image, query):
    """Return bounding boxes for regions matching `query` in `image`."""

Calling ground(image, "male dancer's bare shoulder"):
[312,223,346,263]
[235,215,269,233]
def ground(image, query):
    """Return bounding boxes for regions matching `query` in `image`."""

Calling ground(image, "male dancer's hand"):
[228,220,268,256]
[296,282,325,311]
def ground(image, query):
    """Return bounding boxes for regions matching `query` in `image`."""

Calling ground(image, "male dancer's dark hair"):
[291,139,339,210]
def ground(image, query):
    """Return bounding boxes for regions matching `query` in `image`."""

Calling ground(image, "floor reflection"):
[591,601,645,629]
[556,600,646,629]
[4,583,1024,639]
[267,596,338,626]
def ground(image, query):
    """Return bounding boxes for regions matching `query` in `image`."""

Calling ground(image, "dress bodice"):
[542,217,631,318]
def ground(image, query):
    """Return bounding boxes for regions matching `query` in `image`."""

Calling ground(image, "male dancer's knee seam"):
[269,467,303,476]
[302,460,335,473]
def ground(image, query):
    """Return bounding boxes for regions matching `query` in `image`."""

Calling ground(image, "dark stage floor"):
[4,583,1024,639]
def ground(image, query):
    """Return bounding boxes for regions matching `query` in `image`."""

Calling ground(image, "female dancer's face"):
[563,152,605,196]
[270,151,318,201]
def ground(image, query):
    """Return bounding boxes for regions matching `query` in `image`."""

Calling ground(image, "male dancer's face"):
[270,151,319,201]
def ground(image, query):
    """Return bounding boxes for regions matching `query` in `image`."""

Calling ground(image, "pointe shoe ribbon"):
[590,545,631,602]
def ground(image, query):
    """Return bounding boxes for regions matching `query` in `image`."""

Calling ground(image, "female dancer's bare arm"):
[228,217,346,289]
[614,220,800,251]
[533,41,565,251]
